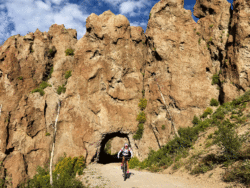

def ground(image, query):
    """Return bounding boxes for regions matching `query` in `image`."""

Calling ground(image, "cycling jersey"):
[117,146,133,158]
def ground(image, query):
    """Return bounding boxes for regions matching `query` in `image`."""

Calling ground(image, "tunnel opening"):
[91,131,130,164]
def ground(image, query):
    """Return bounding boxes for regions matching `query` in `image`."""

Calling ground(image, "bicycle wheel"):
[124,159,127,181]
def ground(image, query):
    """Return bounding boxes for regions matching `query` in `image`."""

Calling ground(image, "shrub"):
[47,67,53,80]
[19,155,86,188]
[198,38,201,45]
[209,37,213,42]
[161,125,166,130]
[223,160,250,186]
[212,110,225,120]
[31,88,45,96]
[17,76,23,80]
[138,98,147,110]
[192,115,199,125]
[196,32,200,35]
[208,133,213,139]
[213,123,245,160]
[207,43,210,49]
[212,73,219,85]
[57,84,66,95]
[227,33,229,37]
[45,132,51,136]
[209,24,214,28]
[133,123,144,140]
[65,48,74,56]
[142,90,145,96]
[65,70,72,79]
[128,156,141,169]
[210,98,219,106]
[136,111,146,123]
[40,81,52,89]
[201,107,213,118]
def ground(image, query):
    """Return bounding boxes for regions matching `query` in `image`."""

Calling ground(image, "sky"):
[0,0,234,46]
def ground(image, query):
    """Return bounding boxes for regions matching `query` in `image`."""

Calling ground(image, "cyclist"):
[117,143,133,174]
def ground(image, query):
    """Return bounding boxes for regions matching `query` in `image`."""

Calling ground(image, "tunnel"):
[91,131,130,164]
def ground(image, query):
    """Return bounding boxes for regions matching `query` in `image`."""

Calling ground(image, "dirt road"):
[76,162,243,188]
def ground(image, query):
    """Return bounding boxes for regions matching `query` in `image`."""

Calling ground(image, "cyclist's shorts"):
[120,153,131,158]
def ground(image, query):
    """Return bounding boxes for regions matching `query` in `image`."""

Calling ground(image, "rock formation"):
[0,0,248,187]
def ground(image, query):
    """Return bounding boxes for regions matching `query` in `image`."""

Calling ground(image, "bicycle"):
[119,155,131,181]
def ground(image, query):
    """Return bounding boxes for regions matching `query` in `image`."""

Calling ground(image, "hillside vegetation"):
[129,90,250,188]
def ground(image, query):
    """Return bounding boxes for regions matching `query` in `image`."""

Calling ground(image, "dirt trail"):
[75,162,244,188]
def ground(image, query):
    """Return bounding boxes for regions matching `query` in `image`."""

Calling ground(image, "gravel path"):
[75,162,223,188]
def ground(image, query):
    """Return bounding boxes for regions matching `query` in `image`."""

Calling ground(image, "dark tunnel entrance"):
[91,132,129,164]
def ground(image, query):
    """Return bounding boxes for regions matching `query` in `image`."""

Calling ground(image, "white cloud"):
[51,0,64,5]
[0,0,156,45]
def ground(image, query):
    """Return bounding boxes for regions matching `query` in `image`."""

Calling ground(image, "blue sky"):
[0,0,234,46]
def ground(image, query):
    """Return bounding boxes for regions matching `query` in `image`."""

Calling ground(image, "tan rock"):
[0,1,248,187]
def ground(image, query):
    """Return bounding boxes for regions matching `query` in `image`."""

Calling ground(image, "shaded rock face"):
[0,0,247,186]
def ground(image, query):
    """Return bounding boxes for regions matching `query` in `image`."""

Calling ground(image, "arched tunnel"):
[91,132,130,164]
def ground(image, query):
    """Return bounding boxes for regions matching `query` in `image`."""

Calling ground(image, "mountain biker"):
[117,143,133,174]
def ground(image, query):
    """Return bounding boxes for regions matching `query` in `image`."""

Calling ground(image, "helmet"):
[124,143,128,146]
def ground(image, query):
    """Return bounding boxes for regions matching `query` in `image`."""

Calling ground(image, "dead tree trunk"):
[0,104,2,117]
[155,79,180,138]
[50,100,61,186]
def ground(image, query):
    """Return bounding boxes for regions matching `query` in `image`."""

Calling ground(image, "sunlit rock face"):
[0,0,246,186]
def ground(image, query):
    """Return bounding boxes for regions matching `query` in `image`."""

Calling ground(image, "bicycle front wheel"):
[124,161,127,181]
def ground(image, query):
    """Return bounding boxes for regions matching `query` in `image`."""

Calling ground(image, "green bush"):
[17,76,23,80]
[213,123,245,160]
[45,132,51,136]
[57,84,66,95]
[208,133,213,139]
[65,48,74,56]
[19,155,86,188]
[210,98,219,106]
[133,123,144,140]
[209,24,214,28]
[212,110,225,120]
[31,88,45,96]
[40,81,52,89]
[198,38,201,45]
[128,156,141,169]
[136,111,146,123]
[138,98,147,110]
[196,32,200,35]
[161,125,166,130]
[209,37,213,42]
[142,90,145,96]
[47,67,53,80]
[201,107,213,118]
[65,70,72,79]
[212,73,219,85]
[223,160,250,186]
[192,115,199,126]
[49,49,53,54]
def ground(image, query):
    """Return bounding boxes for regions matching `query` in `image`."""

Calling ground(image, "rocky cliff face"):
[0,0,248,187]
